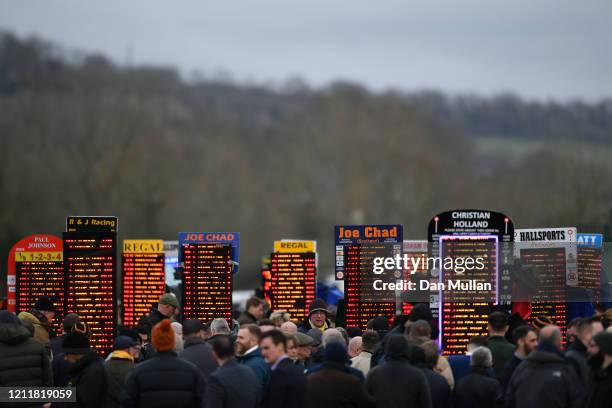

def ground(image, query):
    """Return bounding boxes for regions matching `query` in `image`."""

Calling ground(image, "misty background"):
[1,1,612,292]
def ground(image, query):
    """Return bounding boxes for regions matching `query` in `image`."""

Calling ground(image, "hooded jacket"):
[505,349,585,408]
[17,311,52,358]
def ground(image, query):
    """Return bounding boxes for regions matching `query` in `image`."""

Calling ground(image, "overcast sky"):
[1,0,611,101]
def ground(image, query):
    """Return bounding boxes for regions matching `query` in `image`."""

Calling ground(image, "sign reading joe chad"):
[335,225,402,329]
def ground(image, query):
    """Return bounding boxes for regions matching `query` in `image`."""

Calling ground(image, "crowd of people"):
[1,294,612,408]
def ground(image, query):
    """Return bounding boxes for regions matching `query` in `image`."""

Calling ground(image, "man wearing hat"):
[18,296,57,359]
[299,298,333,333]
[105,336,140,408]
[179,318,218,380]
[138,293,179,336]
[295,332,316,367]
[121,319,205,408]
[589,331,612,408]
[61,322,107,408]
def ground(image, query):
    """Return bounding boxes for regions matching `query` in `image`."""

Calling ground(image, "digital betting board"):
[577,234,603,301]
[63,216,118,356]
[181,243,233,321]
[428,210,514,355]
[269,240,317,322]
[8,235,64,334]
[121,240,165,327]
[335,225,402,329]
[261,256,272,304]
[401,241,428,315]
[514,228,577,334]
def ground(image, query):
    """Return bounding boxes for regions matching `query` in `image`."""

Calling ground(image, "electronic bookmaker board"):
[428,210,514,355]
[179,232,239,322]
[121,239,165,327]
[335,225,402,329]
[7,235,65,334]
[63,216,118,356]
[269,240,317,322]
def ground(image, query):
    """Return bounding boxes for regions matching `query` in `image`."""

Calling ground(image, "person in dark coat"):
[260,330,308,408]
[236,324,270,396]
[50,313,80,356]
[0,310,52,408]
[588,331,612,408]
[565,317,594,386]
[487,311,515,380]
[448,336,489,383]
[237,297,265,326]
[411,344,451,408]
[299,299,333,333]
[121,320,205,408]
[505,325,585,408]
[365,335,432,408]
[179,319,218,380]
[137,293,179,337]
[60,322,107,408]
[453,347,502,408]
[206,334,259,408]
[306,342,375,408]
[501,325,537,389]
[104,336,139,408]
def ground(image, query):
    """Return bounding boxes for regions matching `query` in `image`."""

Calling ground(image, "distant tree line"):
[1,31,611,292]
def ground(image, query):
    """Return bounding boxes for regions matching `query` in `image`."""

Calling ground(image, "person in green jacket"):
[105,335,140,408]
[487,311,515,380]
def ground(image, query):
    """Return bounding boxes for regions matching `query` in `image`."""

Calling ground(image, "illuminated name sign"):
[66,216,118,233]
[273,240,317,253]
[179,232,240,272]
[123,239,164,253]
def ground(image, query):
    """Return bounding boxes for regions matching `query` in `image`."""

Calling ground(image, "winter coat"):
[306,362,375,408]
[0,321,53,408]
[121,351,205,408]
[206,359,259,408]
[17,311,52,358]
[237,311,258,326]
[179,336,218,380]
[137,309,169,335]
[57,350,107,408]
[505,350,585,408]
[350,351,373,377]
[104,351,135,408]
[236,346,270,396]
[488,335,515,380]
[452,366,502,408]
[420,366,452,408]
[588,363,612,408]
[365,359,432,408]
[262,357,308,408]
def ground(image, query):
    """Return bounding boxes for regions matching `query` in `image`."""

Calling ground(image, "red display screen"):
[269,252,316,322]
[440,237,498,355]
[577,246,602,301]
[521,247,568,336]
[122,253,165,327]
[63,232,117,356]
[15,257,64,335]
[344,244,395,329]
[181,243,233,322]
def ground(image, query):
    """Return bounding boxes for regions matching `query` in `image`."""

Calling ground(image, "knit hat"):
[183,319,203,336]
[593,332,612,356]
[532,315,553,330]
[324,342,349,364]
[385,335,410,361]
[308,298,328,317]
[34,296,55,313]
[114,335,138,350]
[63,322,90,354]
[152,319,175,352]
[159,293,179,308]
[0,311,21,325]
